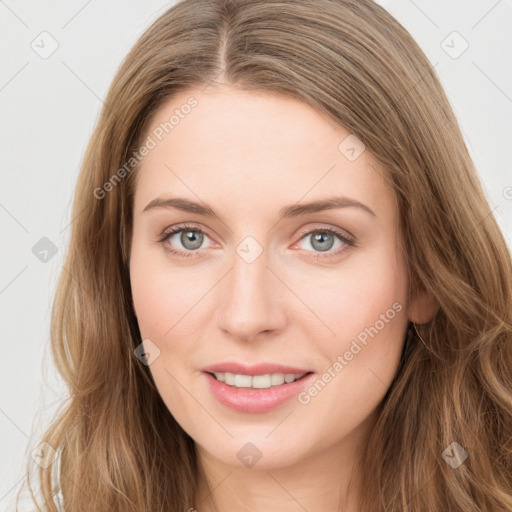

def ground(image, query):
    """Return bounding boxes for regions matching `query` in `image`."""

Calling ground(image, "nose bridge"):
[216,235,285,339]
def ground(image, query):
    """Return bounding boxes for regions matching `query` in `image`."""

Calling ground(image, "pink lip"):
[202,362,312,375]
[203,370,315,414]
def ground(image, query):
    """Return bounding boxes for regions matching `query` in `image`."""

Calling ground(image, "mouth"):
[207,371,313,389]
[203,370,316,413]
[201,362,315,413]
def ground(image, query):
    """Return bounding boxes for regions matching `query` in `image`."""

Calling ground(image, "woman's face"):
[129,85,428,471]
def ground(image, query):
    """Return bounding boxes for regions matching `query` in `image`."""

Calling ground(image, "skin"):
[129,85,438,511]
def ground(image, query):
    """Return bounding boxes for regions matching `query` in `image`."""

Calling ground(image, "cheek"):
[297,245,408,347]
[129,249,206,424]
[130,244,204,340]
[308,249,408,402]
[294,245,409,406]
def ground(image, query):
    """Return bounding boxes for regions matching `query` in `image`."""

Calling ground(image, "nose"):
[215,241,288,342]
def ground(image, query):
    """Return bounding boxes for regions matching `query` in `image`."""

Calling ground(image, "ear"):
[408,279,439,325]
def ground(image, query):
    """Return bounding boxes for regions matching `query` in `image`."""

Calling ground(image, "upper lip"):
[202,362,313,376]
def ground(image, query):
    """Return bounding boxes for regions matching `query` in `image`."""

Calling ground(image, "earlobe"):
[408,283,439,325]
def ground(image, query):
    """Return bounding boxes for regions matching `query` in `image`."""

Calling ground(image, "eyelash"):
[157,223,356,260]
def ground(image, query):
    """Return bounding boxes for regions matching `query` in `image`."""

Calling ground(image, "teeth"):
[235,374,252,387]
[213,372,306,389]
[271,373,284,386]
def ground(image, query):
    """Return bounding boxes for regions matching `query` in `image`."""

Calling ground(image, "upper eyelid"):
[296,224,354,241]
[161,223,214,242]
[161,223,353,240]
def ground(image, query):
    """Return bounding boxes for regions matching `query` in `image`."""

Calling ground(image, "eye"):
[294,225,356,260]
[158,224,212,258]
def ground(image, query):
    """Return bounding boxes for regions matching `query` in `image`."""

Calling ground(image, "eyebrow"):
[143,195,376,219]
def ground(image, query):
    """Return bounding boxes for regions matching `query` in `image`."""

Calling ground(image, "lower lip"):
[204,372,315,413]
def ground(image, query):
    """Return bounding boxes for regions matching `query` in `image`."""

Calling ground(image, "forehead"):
[133,86,393,219]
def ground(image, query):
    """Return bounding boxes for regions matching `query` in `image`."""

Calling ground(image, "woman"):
[19,0,512,510]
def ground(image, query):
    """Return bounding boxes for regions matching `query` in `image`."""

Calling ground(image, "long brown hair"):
[17,0,512,510]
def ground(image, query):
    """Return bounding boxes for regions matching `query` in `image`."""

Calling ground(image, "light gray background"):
[1,0,511,509]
